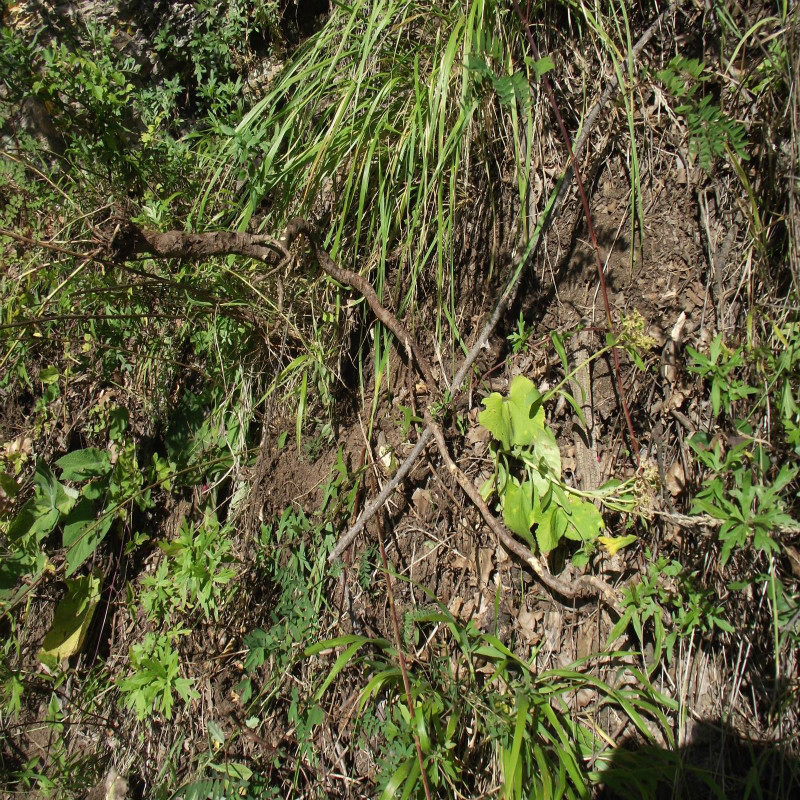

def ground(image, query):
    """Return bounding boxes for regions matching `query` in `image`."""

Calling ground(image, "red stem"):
[511,0,641,464]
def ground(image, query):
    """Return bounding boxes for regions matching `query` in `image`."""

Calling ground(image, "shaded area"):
[599,718,800,800]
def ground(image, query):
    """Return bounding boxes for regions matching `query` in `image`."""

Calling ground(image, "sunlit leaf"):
[39,571,101,663]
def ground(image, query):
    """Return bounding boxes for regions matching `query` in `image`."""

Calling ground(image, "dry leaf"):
[665,460,686,497]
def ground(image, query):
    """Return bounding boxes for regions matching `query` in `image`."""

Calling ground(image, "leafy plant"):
[690,451,798,566]
[479,375,606,559]
[117,630,199,721]
[608,551,734,667]
[507,311,534,355]
[686,333,757,419]
[656,55,749,170]
[309,591,676,799]
[140,511,237,623]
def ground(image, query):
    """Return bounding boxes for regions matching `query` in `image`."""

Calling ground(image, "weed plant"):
[0,1,799,797]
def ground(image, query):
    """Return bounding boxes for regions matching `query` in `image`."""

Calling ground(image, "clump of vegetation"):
[1,1,799,797]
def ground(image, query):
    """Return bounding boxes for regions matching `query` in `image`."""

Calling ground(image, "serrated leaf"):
[56,448,112,481]
[493,74,515,108]
[464,53,493,79]
[63,498,113,577]
[39,571,101,662]
[525,54,554,77]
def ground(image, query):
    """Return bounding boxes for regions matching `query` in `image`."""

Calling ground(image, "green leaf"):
[525,54,554,77]
[533,505,566,554]
[501,479,536,547]
[479,375,543,450]
[7,497,59,543]
[0,471,18,499]
[34,460,78,516]
[39,366,59,385]
[56,448,112,481]
[39,571,101,663]
[209,761,252,781]
[206,720,225,745]
[562,495,605,543]
[464,53,493,80]
[529,418,561,477]
[598,533,636,556]
[381,757,415,800]
[62,498,113,577]
[0,552,43,602]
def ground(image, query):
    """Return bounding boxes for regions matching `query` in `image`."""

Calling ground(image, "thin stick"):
[369,469,433,800]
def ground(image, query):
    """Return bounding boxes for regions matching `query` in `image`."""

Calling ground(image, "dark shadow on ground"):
[597,718,800,800]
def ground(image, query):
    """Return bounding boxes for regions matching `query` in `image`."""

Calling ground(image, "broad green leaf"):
[502,479,536,547]
[380,757,415,800]
[56,448,112,481]
[206,720,225,745]
[534,505,566,554]
[34,461,78,516]
[530,419,561,477]
[0,552,42,602]
[0,471,18,499]
[7,497,59,543]
[63,498,113,577]
[209,762,252,781]
[313,637,372,701]
[39,366,59,384]
[39,571,101,662]
[479,375,543,450]
[563,495,604,543]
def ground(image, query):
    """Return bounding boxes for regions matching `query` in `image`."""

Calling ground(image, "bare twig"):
[282,218,438,394]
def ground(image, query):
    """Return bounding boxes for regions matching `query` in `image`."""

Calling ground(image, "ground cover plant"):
[1,0,799,797]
